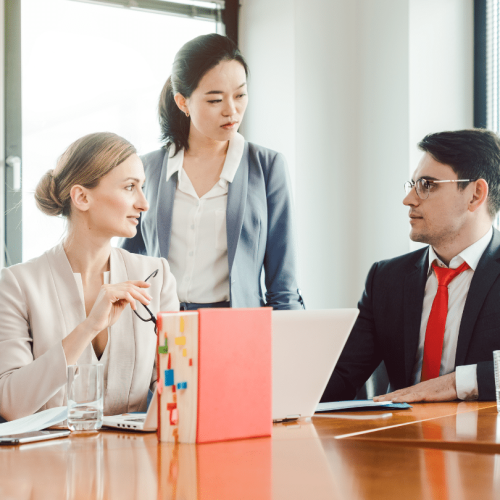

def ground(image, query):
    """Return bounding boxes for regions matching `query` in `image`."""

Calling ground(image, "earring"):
[185,111,189,118]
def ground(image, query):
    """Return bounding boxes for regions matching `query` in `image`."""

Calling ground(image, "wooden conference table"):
[0,401,499,500]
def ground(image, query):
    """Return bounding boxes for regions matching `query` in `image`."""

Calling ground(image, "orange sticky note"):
[180,316,185,333]
[182,348,187,357]
[175,336,186,346]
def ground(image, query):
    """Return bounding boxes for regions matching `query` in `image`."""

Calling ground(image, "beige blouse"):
[73,271,110,385]
[0,244,179,421]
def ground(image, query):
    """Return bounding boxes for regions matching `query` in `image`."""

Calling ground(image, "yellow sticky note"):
[175,336,186,346]
[180,316,185,333]
[182,348,187,357]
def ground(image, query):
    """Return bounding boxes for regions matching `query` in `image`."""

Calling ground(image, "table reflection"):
[0,423,338,500]
[1,417,499,500]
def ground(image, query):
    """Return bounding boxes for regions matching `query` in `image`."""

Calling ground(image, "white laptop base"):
[272,309,358,423]
[102,387,157,432]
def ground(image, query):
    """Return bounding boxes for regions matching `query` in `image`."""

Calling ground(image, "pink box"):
[157,308,272,443]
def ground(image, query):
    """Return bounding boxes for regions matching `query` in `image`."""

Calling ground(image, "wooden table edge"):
[323,402,498,440]
[346,436,500,455]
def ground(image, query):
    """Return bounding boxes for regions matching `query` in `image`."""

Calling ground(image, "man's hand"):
[373,372,458,403]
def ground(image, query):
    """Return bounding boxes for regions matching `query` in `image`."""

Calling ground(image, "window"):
[4,0,226,264]
[475,0,500,227]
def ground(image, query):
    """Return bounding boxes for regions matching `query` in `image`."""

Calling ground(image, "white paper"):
[0,407,67,437]
[316,400,393,412]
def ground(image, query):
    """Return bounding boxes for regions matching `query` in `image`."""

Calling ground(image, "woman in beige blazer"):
[0,133,179,421]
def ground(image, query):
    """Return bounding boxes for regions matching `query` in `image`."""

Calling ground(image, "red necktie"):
[420,260,470,382]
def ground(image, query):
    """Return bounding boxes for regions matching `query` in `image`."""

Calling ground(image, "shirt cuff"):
[456,364,478,400]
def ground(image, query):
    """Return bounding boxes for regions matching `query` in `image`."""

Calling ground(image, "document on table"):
[0,407,67,436]
[316,400,411,412]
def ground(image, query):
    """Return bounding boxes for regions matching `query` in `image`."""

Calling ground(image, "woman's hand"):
[83,281,152,335]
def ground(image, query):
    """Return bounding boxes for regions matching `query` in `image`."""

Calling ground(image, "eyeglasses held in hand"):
[404,178,475,200]
[133,269,158,334]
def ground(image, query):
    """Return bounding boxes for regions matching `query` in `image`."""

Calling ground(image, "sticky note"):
[182,348,187,357]
[157,381,163,395]
[164,369,174,386]
[167,402,177,411]
[175,336,186,346]
[180,316,185,333]
[189,358,193,366]
[158,346,168,354]
[177,381,187,390]
[170,408,178,425]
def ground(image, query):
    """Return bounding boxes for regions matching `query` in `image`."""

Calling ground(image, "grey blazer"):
[121,141,303,309]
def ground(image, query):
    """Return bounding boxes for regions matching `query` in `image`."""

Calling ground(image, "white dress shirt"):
[166,132,245,304]
[411,227,493,400]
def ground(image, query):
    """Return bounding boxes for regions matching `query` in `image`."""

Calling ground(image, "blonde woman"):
[0,132,179,421]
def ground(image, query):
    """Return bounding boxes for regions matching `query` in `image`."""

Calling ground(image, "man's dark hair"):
[418,129,500,218]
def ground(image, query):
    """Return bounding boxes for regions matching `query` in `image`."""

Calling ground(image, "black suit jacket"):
[322,228,500,402]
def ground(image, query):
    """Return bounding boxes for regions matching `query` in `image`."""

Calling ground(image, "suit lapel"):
[45,243,92,364]
[156,151,176,259]
[227,143,249,272]
[455,229,500,367]
[403,248,429,385]
[105,247,136,415]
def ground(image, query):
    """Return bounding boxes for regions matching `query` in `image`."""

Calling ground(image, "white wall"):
[408,0,474,251]
[239,0,473,309]
[238,0,296,182]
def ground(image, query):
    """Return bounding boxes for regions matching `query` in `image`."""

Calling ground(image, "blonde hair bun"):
[34,170,65,217]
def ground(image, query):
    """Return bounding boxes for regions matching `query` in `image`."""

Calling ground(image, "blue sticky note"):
[164,369,174,387]
[177,381,187,390]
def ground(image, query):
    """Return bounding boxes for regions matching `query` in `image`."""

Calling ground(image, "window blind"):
[69,0,223,22]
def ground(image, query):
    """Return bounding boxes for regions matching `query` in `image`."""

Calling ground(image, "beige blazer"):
[0,243,179,421]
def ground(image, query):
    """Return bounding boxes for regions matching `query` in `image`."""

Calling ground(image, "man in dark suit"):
[322,129,500,403]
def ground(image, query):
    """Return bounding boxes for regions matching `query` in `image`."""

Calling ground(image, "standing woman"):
[122,34,303,310]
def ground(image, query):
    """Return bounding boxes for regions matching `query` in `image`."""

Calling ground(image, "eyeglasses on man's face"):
[133,269,158,334]
[404,178,475,200]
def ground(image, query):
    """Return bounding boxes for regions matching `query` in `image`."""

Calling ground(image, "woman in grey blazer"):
[0,133,179,421]
[122,34,303,310]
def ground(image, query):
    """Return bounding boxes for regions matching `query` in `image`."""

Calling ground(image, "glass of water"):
[494,351,500,412]
[67,364,104,431]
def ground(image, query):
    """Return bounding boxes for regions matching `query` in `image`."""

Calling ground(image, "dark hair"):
[418,129,500,218]
[158,34,249,155]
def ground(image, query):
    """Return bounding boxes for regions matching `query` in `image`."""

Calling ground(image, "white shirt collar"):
[166,132,245,184]
[428,226,493,272]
